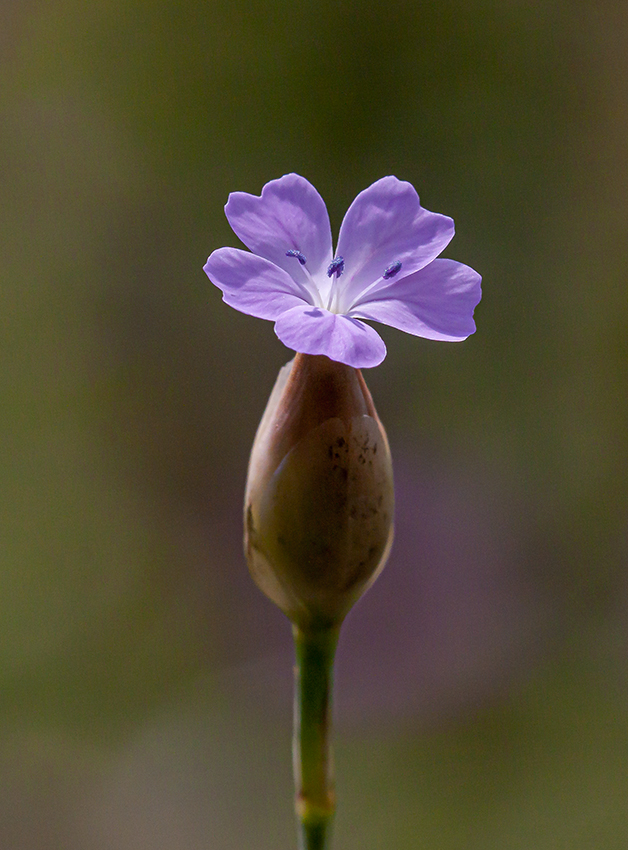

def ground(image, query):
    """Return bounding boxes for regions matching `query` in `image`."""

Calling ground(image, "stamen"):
[286,249,307,265]
[327,256,345,278]
[383,261,402,279]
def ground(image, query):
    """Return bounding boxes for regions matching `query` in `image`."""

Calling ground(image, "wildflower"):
[204,173,481,368]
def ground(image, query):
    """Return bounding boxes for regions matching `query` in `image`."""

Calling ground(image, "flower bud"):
[244,353,394,630]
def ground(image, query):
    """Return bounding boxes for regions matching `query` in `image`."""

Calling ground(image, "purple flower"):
[204,174,482,368]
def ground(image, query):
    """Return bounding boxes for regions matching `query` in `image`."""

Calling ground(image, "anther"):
[383,261,402,279]
[327,256,345,278]
[286,249,307,265]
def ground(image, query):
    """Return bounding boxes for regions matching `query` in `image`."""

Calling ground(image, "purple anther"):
[383,261,402,280]
[327,256,345,278]
[286,249,307,265]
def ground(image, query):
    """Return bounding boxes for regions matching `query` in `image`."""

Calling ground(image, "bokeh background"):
[3,0,628,847]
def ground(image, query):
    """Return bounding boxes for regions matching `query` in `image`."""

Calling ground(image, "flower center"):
[285,248,404,314]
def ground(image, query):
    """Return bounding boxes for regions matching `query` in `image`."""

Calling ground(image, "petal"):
[351,259,482,341]
[274,305,387,369]
[204,247,310,321]
[335,176,455,310]
[225,174,333,285]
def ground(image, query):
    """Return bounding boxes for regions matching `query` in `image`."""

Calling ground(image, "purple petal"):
[351,259,481,341]
[335,176,455,308]
[225,174,333,283]
[273,305,387,368]
[204,247,310,321]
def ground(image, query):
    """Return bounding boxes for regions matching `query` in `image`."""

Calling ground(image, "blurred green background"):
[2,0,628,847]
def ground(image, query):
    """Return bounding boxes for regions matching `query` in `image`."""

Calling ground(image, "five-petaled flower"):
[204,174,482,368]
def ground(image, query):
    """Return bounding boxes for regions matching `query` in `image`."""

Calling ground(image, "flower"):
[204,174,481,368]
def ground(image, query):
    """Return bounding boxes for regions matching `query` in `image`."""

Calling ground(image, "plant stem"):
[292,623,340,850]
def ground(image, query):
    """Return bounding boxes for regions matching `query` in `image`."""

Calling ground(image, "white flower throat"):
[285,250,402,315]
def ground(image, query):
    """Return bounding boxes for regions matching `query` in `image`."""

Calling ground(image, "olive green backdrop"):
[2,1,628,847]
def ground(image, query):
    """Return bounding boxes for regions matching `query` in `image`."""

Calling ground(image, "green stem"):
[292,623,340,850]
